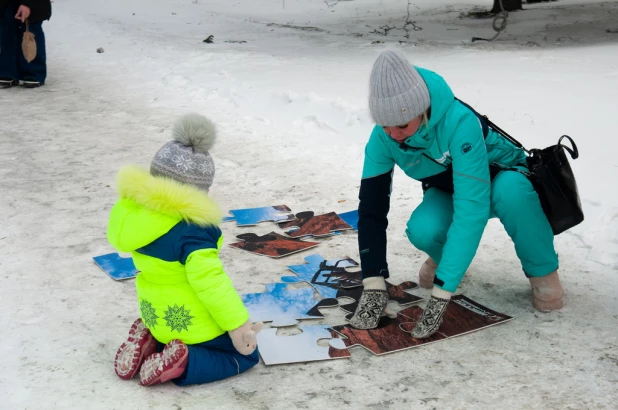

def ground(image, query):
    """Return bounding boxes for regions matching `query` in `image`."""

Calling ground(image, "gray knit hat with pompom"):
[150,113,217,192]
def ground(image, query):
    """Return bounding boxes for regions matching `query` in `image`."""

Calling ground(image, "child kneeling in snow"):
[107,113,261,386]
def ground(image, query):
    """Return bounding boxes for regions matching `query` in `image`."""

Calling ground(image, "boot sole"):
[114,335,157,380]
[139,342,188,386]
[114,319,156,380]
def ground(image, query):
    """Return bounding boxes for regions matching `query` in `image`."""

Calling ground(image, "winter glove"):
[349,276,397,329]
[410,287,452,339]
[229,320,263,355]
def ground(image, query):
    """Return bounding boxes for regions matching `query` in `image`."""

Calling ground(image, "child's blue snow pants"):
[406,170,559,288]
[0,5,47,84]
[170,333,260,386]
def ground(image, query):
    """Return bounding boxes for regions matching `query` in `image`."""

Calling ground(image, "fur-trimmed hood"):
[107,165,222,252]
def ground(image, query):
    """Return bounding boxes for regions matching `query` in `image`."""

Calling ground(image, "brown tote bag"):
[22,20,37,63]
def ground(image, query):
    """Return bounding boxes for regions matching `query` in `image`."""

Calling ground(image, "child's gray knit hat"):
[150,113,216,192]
[369,50,430,127]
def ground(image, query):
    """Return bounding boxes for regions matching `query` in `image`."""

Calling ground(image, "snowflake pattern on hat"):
[151,141,215,191]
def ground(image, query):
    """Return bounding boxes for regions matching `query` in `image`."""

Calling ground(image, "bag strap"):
[455,98,530,154]
[455,98,489,138]
[557,135,579,159]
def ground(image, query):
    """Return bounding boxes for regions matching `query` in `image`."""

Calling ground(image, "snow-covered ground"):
[1,0,617,408]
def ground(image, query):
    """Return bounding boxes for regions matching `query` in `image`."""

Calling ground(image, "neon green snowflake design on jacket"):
[164,304,194,333]
[139,299,159,329]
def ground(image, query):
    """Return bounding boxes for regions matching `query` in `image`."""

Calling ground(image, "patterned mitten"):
[229,320,263,355]
[410,287,451,339]
[349,277,389,329]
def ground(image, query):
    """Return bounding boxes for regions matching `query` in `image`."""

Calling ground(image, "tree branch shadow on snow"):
[359,1,618,48]
[366,0,423,40]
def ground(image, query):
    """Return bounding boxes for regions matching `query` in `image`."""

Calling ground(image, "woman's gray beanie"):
[369,50,431,127]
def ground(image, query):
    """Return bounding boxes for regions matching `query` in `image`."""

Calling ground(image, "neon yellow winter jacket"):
[107,166,249,344]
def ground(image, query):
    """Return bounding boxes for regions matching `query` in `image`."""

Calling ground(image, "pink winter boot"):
[114,318,157,380]
[529,271,564,312]
[418,258,437,289]
[139,339,189,386]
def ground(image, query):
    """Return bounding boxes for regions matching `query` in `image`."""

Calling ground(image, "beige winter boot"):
[529,271,564,312]
[418,258,437,289]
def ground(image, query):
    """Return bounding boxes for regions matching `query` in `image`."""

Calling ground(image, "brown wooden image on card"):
[404,295,514,338]
[330,309,447,355]
[330,295,512,356]
[229,232,319,258]
[279,211,353,238]
[278,211,314,229]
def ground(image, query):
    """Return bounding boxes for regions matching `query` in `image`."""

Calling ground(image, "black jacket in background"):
[1,0,52,24]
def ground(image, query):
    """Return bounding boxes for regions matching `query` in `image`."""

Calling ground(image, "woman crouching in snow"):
[107,114,261,386]
[349,50,564,337]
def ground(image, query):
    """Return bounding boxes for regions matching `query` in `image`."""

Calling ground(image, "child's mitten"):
[349,276,396,329]
[410,287,451,338]
[229,320,262,355]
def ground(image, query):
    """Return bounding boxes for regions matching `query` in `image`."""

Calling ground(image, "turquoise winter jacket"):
[358,67,527,292]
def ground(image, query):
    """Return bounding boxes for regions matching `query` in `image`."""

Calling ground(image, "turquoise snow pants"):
[406,171,558,289]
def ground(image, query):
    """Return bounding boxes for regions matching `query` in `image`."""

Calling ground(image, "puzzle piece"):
[257,324,351,365]
[93,253,139,281]
[229,232,319,258]
[338,210,358,231]
[338,281,423,314]
[281,254,362,291]
[280,282,339,299]
[330,295,512,355]
[278,211,352,238]
[330,308,444,355]
[225,205,296,226]
[402,295,515,338]
[241,283,338,327]
[294,231,342,241]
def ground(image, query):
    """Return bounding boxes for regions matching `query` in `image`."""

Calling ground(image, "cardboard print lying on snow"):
[229,232,319,258]
[93,253,139,281]
[330,295,512,355]
[241,283,339,327]
[338,280,422,315]
[223,205,296,226]
[257,324,350,365]
[281,254,362,291]
[279,211,353,238]
[399,295,514,338]
[338,210,358,231]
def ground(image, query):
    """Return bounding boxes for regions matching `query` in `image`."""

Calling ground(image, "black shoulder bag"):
[458,99,584,236]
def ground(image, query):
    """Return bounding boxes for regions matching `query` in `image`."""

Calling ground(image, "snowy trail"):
[1,1,617,409]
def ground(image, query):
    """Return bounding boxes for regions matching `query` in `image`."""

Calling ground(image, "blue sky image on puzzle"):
[242,283,329,326]
[229,206,295,226]
[92,253,138,281]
